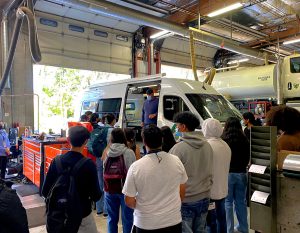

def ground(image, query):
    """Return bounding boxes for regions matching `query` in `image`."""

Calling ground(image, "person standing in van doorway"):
[141,89,159,127]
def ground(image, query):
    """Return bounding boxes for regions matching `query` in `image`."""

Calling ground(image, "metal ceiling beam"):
[167,0,239,24]
[121,0,170,15]
[49,0,270,61]
[246,21,300,48]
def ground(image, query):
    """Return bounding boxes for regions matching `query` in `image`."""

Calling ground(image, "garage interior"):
[1,0,300,232]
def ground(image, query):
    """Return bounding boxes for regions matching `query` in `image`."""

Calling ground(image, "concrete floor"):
[29,211,120,233]
[29,210,255,233]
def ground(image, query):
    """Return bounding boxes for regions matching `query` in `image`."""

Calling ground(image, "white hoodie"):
[202,118,231,200]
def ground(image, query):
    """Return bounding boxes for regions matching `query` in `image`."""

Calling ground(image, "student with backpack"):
[103,128,136,233]
[87,113,116,216]
[42,126,101,233]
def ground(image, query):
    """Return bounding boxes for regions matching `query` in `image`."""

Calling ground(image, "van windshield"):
[186,94,241,122]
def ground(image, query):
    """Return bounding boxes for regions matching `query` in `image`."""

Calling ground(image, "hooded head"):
[202,118,223,138]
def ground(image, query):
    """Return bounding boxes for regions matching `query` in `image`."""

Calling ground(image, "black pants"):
[132,223,182,233]
[0,156,7,179]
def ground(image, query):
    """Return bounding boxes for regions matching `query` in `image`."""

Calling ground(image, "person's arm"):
[4,133,10,149]
[177,156,188,201]
[122,165,137,209]
[101,144,110,161]
[88,160,102,202]
[179,183,186,201]
[149,99,159,119]
[135,145,141,160]
[125,195,136,209]
[141,102,145,125]
[42,159,58,198]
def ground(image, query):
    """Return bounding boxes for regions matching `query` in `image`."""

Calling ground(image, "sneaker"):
[103,213,108,218]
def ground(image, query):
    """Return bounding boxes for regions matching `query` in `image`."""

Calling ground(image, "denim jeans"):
[96,157,107,214]
[105,192,134,233]
[225,173,248,233]
[206,199,227,233]
[181,198,210,233]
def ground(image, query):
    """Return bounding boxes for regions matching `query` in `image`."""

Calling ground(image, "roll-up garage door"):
[161,37,215,69]
[36,12,132,75]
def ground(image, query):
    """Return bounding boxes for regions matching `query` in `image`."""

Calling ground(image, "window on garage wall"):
[161,65,204,80]
[33,64,130,133]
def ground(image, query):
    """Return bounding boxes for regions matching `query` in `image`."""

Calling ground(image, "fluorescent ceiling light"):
[283,38,300,45]
[227,58,249,64]
[150,30,169,39]
[207,2,243,17]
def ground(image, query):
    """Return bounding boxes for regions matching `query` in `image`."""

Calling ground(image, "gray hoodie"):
[104,143,136,170]
[169,131,213,203]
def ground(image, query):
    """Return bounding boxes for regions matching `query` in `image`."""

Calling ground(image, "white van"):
[76,76,241,132]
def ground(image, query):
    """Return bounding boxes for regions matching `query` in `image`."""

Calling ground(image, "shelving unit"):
[249,126,277,233]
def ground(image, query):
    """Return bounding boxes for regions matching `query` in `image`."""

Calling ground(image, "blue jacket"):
[0,130,10,156]
[142,97,159,125]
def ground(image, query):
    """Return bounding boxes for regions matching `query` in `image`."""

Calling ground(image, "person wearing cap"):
[141,89,159,127]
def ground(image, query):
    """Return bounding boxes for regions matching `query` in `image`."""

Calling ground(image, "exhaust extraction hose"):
[0,5,41,96]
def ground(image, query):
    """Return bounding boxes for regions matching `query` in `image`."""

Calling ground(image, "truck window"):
[163,96,189,121]
[186,94,241,122]
[290,57,300,73]
[98,98,122,120]
[81,100,97,115]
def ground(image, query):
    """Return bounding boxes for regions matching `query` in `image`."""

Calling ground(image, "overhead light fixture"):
[227,58,249,64]
[283,38,300,45]
[150,30,170,39]
[207,2,243,17]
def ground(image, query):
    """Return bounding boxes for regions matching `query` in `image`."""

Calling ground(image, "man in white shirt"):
[122,125,188,233]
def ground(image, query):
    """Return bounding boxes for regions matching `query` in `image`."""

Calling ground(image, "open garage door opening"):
[33,64,130,134]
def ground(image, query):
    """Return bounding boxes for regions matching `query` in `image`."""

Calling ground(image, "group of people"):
[42,109,250,233]
[40,100,300,233]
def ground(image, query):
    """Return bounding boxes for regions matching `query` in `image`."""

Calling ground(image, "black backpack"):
[45,156,89,233]
[0,179,29,233]
[87,126,109,157]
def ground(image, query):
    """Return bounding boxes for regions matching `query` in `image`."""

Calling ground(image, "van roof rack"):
[138,73,166,79]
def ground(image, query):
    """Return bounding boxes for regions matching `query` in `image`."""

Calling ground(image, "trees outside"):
[33,65,129,133]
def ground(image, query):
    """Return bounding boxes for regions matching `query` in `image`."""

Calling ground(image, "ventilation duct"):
[50,0,273,62]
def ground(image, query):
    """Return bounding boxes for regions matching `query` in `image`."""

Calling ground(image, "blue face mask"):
[147,96,152,101]
[175,128,182,137]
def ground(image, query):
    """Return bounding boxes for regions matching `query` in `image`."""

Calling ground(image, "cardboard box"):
[277,150,300,170]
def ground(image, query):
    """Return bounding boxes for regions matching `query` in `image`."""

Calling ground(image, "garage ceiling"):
[1,0,300,56]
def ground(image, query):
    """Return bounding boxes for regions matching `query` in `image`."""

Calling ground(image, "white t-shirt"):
[122,151,188,230]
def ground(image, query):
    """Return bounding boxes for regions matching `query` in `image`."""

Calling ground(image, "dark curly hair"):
[173,111,200,131]
[265,106,300,134]
[221,117,247,143]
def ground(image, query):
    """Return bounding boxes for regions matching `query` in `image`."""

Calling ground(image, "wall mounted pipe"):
[51,0,273,62]
[149,32,174,75]
[1,18,9,88]
[0,6,42,96]
[1,0,24,89]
